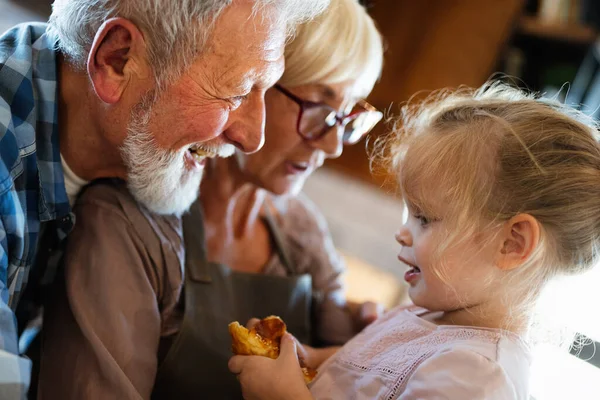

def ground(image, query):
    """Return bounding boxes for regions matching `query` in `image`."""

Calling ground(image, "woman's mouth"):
[285,161,311,175]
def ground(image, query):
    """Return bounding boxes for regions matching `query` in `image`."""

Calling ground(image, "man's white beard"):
[121,91,203,216]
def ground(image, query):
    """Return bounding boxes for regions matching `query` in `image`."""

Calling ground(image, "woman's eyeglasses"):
[275,84,383,145]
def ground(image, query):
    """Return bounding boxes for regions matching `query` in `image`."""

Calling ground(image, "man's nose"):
[224,92,266,154]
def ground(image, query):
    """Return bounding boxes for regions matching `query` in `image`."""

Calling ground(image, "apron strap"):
[263,205,297,276]
[182,203,212,283]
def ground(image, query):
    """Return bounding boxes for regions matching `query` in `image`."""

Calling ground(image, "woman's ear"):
[87,18,151,104]
[496,214,540,271]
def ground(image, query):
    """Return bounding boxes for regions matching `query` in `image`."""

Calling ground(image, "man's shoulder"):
[74,180,184,268]
[271,193,331,241]
[76,180,139,215]
[74,180,157,239]
[75,179,181,234]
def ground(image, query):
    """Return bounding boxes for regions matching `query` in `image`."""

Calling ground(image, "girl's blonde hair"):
[387,81,600,313]
[279,0,383,98]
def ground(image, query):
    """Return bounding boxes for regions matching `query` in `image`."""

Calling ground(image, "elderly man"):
[0,0,328,397]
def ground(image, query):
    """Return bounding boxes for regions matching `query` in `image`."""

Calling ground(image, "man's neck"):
[58,55,128,181]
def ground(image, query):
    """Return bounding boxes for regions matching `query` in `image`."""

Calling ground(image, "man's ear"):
[87,18,150,104]
[496,214,541,271]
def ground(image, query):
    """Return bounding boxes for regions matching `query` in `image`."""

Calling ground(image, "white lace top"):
[309,306,531,400]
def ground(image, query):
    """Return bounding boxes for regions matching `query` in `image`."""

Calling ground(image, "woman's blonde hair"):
[386,81,600,313]
[279,0,383,98]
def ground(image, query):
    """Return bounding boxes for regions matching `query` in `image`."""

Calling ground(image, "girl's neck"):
[199,156,266,237]
[424,301,529,335]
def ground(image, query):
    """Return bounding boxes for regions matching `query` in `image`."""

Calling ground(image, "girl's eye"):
[414,214,431,227]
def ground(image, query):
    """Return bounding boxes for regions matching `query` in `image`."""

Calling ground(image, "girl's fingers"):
[228,355,249,374]
[280,333,299,361]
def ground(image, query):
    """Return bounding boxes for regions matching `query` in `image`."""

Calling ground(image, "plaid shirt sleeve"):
[0,351,30,400]
[0,25,39,398]
[0,183,31,400]
[0,22,73,398]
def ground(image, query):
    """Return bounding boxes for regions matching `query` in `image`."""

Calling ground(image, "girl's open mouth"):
[403,265,421,284]
[398,254,421,283]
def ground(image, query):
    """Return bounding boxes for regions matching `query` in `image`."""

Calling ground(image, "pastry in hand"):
[228,316,317,384]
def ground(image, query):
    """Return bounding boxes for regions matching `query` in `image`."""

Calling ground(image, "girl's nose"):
[395,227,412,247]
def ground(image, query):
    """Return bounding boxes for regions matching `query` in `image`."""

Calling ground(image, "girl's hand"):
[243,318,328,370]
[358,301,385,326]
[228,333,313,400]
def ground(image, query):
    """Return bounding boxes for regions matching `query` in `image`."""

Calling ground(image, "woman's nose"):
[311,125,344,159]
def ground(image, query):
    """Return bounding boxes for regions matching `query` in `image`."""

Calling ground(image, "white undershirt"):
[60,154,89,206]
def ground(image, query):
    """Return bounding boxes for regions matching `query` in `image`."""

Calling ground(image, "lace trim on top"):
[327,307,528,399]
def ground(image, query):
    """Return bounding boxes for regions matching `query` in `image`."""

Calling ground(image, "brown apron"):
[152,202,314,399]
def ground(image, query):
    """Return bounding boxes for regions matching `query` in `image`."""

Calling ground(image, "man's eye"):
[229,93,250,109]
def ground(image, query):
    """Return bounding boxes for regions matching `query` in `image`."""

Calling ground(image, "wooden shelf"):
[518,16,597,44]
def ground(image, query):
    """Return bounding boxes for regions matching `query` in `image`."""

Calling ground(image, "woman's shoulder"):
[269,193,331,244]
[268,193,343,273]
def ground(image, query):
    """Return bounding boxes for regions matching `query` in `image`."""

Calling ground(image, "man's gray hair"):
[49,0,329,85]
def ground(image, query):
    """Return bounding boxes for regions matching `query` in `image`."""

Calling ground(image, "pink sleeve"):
[398,349,521,400]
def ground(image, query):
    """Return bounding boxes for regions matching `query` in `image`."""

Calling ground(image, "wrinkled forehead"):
[210,1,287,60]
[208,5,286,80]
[187,5,286,94]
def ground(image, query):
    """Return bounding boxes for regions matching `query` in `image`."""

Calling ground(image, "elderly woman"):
[39,0,383,399]
[151,0,384,383]
[191,0,384,346]
[154,0,384,396]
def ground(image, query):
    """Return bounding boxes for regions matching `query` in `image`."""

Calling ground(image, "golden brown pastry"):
[229,316,317,384]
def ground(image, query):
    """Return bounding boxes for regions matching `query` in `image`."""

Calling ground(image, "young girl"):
[228,81,600,399]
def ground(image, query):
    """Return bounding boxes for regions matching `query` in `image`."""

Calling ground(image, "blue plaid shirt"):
[0,23,71,398]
